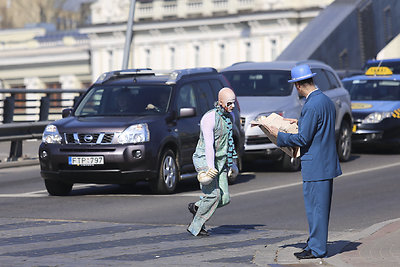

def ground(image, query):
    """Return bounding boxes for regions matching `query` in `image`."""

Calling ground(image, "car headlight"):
[42,124,62,144]
[118,123,150,144]
[362,112,393,124]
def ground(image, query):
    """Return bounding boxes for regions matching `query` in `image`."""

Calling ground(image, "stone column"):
[60,75,83,118]
[24,77,45,122]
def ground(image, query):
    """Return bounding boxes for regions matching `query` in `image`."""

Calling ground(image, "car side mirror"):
[179,107,196,118]
[62,108,73,118]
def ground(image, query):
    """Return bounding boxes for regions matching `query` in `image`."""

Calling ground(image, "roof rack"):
[95,68,155,84]
[166,67,217,84]
[230,61,254,66]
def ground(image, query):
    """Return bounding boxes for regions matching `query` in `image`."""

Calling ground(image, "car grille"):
[64,133,114,144]
[60,148,116,152]
[246,136,272,145]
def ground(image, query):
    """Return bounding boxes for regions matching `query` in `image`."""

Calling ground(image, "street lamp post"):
[122,0,136,69]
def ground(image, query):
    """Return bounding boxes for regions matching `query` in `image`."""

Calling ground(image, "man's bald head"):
[218,87,236,112]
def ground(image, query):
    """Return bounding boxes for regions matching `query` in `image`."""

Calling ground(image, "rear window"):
[223,70,292,96]
[343,79,400,101]
[75,85,172,116]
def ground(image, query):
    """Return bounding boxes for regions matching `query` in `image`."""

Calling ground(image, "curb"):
[0,158,39,169]
[253,218,400,266]
[325,217,400,267]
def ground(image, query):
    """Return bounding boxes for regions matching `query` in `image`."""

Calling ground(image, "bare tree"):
[0,0,78,30]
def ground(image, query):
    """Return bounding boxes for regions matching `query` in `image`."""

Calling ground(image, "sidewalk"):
[254,218,400,266]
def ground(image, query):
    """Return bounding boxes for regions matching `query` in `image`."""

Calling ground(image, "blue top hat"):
[288,64,316,83]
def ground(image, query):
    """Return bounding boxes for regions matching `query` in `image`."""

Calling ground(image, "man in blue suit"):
[265,64,342,259]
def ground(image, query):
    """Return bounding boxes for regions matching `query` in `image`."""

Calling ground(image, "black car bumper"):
[352,118,400,146]
[39,142,158,184]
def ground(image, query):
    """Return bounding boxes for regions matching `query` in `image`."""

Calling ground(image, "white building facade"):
[83,0,333,81]
[0,0,334,89]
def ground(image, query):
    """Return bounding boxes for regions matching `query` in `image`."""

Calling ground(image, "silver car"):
[222,60,353,171]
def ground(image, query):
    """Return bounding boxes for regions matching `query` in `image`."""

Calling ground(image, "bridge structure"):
[277,0,400,71]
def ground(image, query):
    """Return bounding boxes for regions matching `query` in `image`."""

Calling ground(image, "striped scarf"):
[215,104,237,167]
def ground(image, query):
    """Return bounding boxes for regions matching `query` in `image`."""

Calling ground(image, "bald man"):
[187,87,238,236]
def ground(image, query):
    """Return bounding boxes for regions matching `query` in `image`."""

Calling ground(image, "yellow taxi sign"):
[365,66,393,76]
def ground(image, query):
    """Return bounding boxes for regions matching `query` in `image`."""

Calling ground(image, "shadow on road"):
[279,239,361,258]
[209,224,265,235]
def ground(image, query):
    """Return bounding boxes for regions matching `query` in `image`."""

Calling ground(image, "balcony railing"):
[0,88,86,162]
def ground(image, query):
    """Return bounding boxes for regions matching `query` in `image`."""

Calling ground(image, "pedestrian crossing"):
[0,218,302,266]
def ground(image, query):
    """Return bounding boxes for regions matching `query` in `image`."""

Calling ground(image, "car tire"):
[44,180,73,196]
[150,149,179,194]
[337,120,352,162]
[281,153,300,172]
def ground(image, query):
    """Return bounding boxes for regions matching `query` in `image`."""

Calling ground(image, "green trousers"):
[188,162,230,236]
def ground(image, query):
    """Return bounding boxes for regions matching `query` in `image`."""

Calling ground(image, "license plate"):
[352,125,357,133]
[68,156,104,166]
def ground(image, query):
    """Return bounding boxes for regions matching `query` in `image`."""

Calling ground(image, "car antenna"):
[375,59,383,76]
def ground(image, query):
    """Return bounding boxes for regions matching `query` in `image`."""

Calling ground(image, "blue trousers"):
[303,179,333,257]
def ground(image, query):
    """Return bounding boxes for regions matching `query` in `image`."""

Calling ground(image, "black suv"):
[39,68,244,196]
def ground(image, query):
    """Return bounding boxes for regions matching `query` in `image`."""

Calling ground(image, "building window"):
[339,49,349,70]
[108,49,113,71]
[383,6,393,43]
[145,49,151,68]
[194,45,200,67]
[170,47,175,69]
[220,44,225,67]
[270,39,277,60]
[245,42,251,61]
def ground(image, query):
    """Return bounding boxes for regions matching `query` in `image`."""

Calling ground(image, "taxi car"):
[363,58,400,74]
[342,66,400,148]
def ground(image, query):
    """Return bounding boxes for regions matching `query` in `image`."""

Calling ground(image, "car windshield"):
[223,70,292,96]
[342,79,400,101]
[75,85,172,116]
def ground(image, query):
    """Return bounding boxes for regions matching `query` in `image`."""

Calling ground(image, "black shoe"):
[187,226,209,237]
[294,250,320,259]
[188,203,206,230]
[188,202,197,217]
[198,228,209,236]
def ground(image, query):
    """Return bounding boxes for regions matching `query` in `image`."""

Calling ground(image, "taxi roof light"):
[365,66,393,76]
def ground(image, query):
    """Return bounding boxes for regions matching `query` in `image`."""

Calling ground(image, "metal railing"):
[0,88,86,161]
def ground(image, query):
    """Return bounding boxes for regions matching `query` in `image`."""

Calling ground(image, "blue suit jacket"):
[277,90,342,181]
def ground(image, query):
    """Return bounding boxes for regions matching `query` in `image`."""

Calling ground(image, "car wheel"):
[281,153,300,172]
[44,180,73,196]
[150,149,179,194]
[337,121,352,162]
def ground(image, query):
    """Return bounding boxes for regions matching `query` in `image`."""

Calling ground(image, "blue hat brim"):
[288,73,316,83]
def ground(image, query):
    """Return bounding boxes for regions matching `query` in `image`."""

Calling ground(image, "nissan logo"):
[84,135,93,143]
